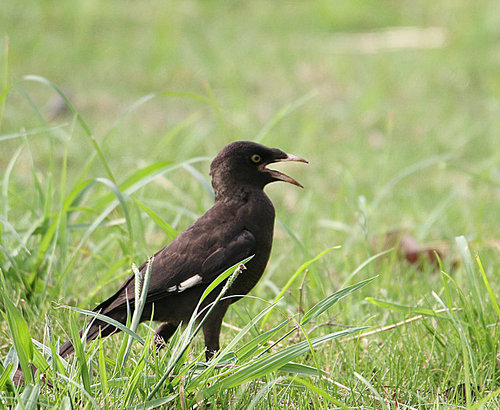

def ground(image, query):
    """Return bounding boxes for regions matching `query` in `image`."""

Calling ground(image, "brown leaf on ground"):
[372,230,454,270]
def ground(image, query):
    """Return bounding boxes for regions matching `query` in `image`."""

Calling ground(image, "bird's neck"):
[214,184,268,205]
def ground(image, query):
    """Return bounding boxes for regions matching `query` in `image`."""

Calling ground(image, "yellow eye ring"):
[251,154,262,163]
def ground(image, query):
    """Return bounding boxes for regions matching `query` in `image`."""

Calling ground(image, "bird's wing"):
[94,227,255,313]
[145,228,255,302]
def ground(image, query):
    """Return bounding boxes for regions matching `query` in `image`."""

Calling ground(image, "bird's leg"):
[154,322,177,351]
[202,304,229,360]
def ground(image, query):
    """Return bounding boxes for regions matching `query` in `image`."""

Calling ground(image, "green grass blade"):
[354,371,388,409]
[46,337,66,376]
[30,344,50,377]
[432,291,473,407]
[0,270,33,384]
[105,93,156,140]
[56,373,99,408]
[262,247,339,327]
[98,337,109,400]
[94,177,134,251]
[475,253,500,320]
[69,311,91,393]
[23,75,91,134]
[14,383,40,410]
[122,257,153,367]
[199,256,254,304]
[183,163,213,197]
[365,297,450,320]
[278,247,338,300]
[77,94,157,188]
[246,376,286,410]
[292,321,323,385]
[456,236,484,314]
[1,146,22,219]
[153,112,200,154]
[132,197,178,241]
[123,358,146,406]
[0,363,14,390]
[114,303,133,376]
[3,346,19,378]
[62,306,144,345]
[277,219,308,257]
[341,249,392,288]
[81,256,129,305]
[302,276,377,325]
[0,82,13,131]
[92,161,173,211]
[0,216,30,255]
[279,363,327,377]
[201,82,228,135]
[236,317,291,360]
[469,388,500,410]
[59,396,72,410]
[55,128,70,272]
[292,376,344,406]
[0,125,66,142]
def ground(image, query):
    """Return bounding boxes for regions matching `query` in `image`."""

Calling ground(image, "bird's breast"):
[227,193,276,297]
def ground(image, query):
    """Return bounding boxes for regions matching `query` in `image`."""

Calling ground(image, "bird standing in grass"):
[15,141,307,383]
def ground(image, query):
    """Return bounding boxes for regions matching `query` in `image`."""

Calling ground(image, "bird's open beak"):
[264,153,308,188]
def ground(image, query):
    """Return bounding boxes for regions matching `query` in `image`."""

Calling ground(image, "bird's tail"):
[59,310,125,358]
[12,310,125,386]
[58,323,111,358]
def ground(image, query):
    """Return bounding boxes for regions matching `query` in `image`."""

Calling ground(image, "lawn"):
[1,0,499,407]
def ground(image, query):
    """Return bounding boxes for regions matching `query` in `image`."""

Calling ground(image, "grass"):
[1,0,499,407]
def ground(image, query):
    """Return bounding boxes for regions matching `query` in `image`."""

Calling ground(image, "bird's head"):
[210,141,308,199]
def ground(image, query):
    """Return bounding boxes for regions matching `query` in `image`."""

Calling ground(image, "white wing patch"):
[179,274,202,291]
[167,274,203,293]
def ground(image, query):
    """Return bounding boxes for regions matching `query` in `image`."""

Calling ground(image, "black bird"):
[20,141,307,383]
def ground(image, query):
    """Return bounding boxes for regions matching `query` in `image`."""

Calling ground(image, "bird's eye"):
[250,154,262,163]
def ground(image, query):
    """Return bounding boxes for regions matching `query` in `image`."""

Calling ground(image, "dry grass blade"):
[342,307,461,343]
